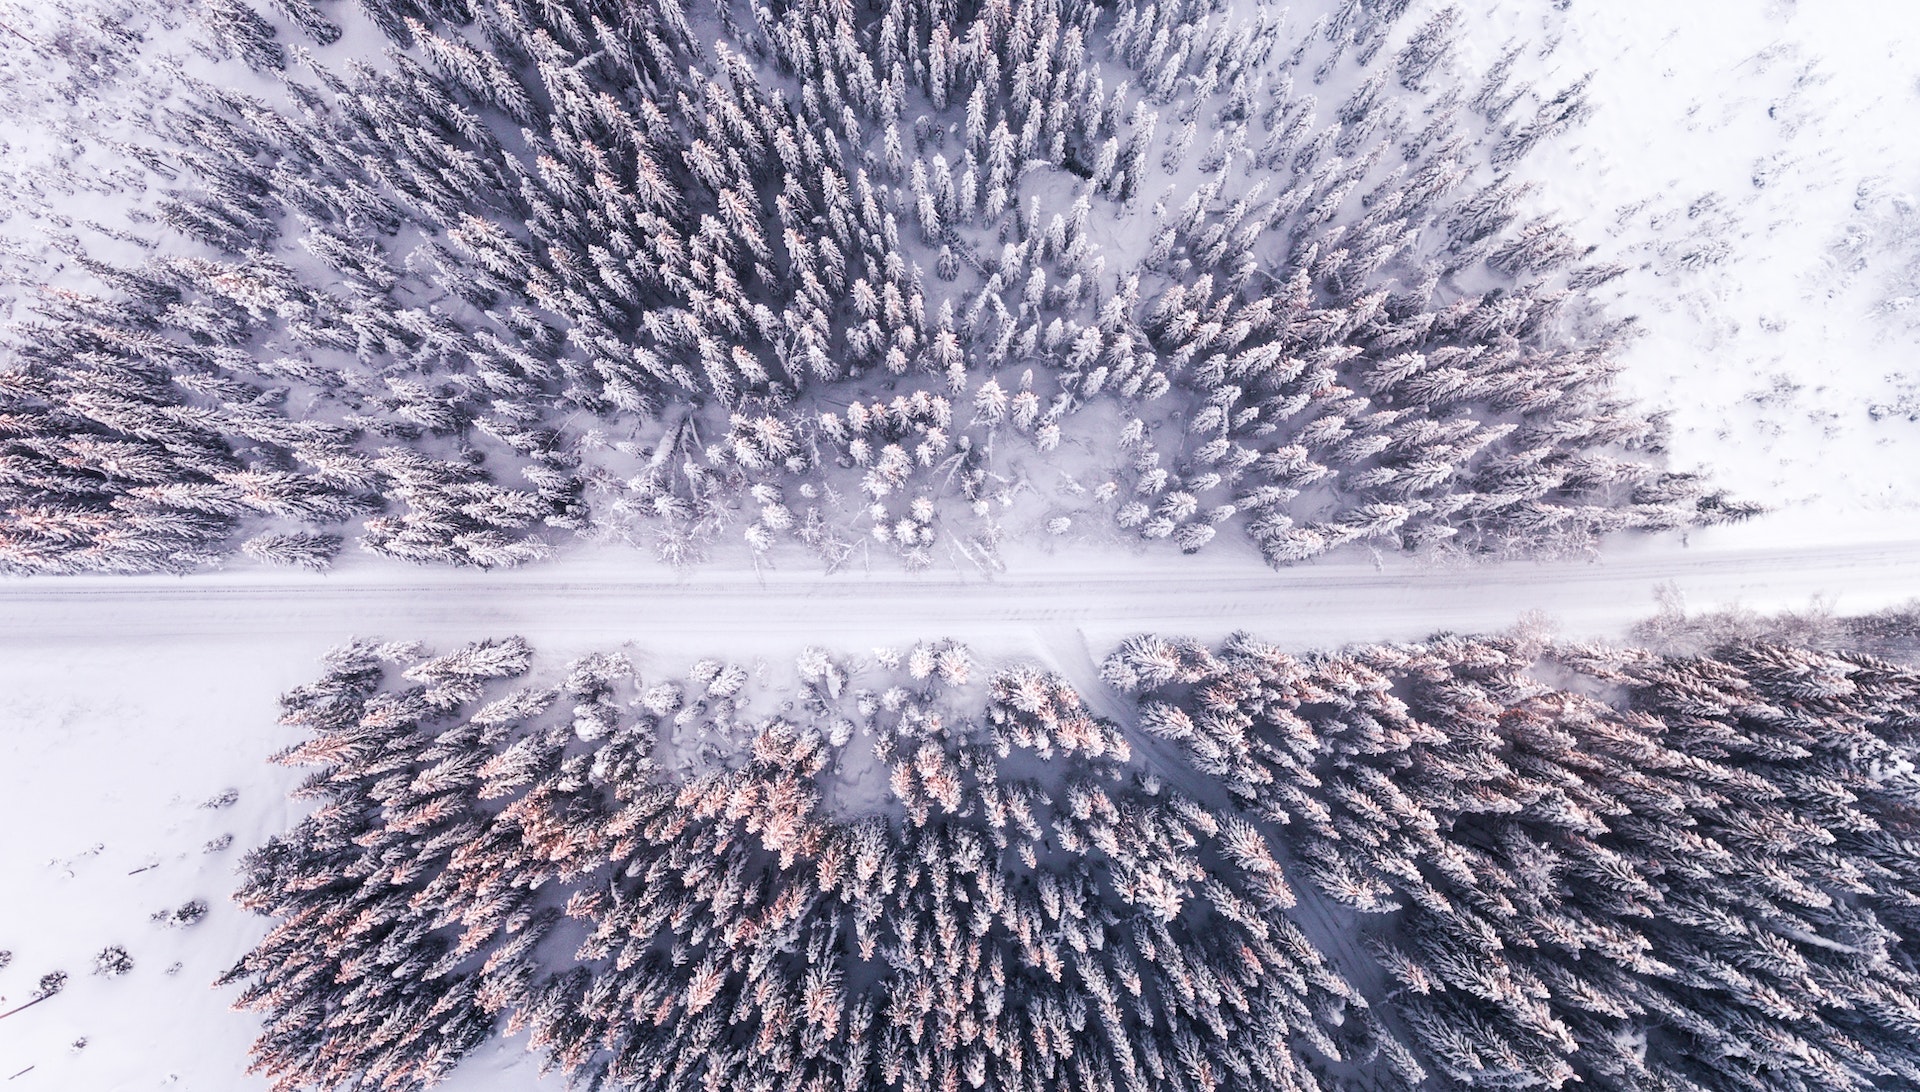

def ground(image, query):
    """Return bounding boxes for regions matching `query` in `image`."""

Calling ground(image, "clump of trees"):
[224,636,1387,1092]
[1107,630,1920,1091]
[3,0,1753,573]
[228,626,1920,1091]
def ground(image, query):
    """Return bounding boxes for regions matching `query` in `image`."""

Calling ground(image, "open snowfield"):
[9,0,1920,1090]
[1497,0,1920,531]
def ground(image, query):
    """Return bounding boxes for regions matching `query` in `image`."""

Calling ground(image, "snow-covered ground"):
[1493,0,1920,537]
[10,1,1920,1090]
[0,637,587,1090]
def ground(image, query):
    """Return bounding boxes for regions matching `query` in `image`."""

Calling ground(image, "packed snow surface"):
[1,532,1917,650]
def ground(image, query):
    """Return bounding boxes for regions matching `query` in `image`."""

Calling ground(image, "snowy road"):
[7,535,1920,650]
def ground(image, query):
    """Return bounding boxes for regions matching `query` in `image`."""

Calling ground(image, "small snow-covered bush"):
[154,901,207,929]
[92,946,133,978]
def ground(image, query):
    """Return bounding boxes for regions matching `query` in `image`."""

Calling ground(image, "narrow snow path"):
[7,535,1919,650]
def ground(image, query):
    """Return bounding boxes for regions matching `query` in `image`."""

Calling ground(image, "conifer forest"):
[225,629,1920,1092]
[1,0,1759,575]
[5,0,1920,1091]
